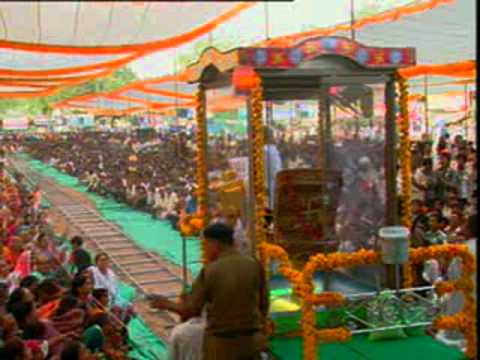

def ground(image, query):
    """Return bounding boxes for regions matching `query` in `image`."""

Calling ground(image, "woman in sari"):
[35,280,65,320]
[83,313,128,360]
[70,274,94,306]
[51,295,85,336]
[10,300,74,358]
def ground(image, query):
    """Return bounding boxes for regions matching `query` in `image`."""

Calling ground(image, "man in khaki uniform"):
[150,222,269,360]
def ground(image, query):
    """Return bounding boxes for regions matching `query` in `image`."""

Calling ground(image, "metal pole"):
[174,49,179,127]
[464,84,469,139]
[324,87,332,168]
[424,75,429,136]
[350,0,356,41]
[385,77,398,226]
[181,235,188,290]
[207,31,213,46]
[265,102,273,208]
[384,76,398,289]
[318,91,326,169]
[264,2,270,40]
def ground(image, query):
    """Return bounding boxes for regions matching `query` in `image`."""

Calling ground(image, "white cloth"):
[438,238,476,345]
[88,266,119,304]
[264,145,282,207]
[233,219,249,256]
[169,317,206,360]
[413,168,429,201]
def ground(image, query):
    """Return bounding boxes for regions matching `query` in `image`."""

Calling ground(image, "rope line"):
[36,2,42,44]
[130,2,152,45]
[71,2,81,45]
[0,8,8,40]
[99,2,115,46]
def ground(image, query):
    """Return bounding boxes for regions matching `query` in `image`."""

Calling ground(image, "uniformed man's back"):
[203,250,262,334]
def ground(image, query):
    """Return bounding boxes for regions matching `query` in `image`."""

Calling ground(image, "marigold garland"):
[194,84,208,264]
[316,328,352,343]
[249,80,270,270]
[259,243,476,360]
[395,72,414,289]
[412,244,477,359]
[242,99,476,360]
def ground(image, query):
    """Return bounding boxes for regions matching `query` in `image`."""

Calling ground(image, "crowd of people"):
[1,124,476,358]
[21,127,477,255]
[1,149,135,359]
[410,133,476,249]
[25,130,198,230]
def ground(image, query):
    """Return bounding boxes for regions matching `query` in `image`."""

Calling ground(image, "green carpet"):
[118,283,168,360]
[271,334,466,360]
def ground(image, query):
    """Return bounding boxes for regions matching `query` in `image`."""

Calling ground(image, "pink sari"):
[14,250,32,278]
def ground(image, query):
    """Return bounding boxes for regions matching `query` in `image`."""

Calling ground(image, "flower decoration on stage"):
[409,244,477,359]
[259,241,477,360]
[317,328,352,343]
[232,66,261,92]
[395,72,413,289]
[249,80,267,255]
[179,215,206,237]
[193,84,208,263]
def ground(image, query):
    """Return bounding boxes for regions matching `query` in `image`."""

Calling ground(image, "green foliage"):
[0,67,138,117]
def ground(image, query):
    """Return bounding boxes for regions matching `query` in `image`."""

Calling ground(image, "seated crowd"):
[0,156,134,360]
[26,131,200,230]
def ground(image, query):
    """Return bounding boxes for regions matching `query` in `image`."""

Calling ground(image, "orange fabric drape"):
[0,3,254,55]
[0,3,253,98]
[409,78,475,88]
[0,53,138,77]
[398,60,476,79]
[52,74,194,109]
[260,0,455,47]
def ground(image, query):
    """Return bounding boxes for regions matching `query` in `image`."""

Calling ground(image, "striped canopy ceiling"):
[0,2,253,98]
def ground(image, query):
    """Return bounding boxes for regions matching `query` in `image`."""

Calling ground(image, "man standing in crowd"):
[149,223,269,360]
[69,236,91,274]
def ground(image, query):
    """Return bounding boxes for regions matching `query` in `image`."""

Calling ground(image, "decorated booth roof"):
[183,35,416,83]
[0,2,253,97]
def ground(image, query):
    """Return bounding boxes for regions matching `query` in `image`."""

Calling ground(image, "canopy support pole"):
[246,96,257,256]
[424,75,429,137]
[385,75,398,289]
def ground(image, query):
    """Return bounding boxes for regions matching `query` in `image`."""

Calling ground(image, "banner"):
[2,118,29,130]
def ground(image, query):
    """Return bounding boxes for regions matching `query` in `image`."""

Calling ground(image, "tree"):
[0,67,138,117]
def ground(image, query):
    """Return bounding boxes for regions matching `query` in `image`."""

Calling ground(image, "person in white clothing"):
[88,253,119,305]
[169,307,207,360]
[264,128,282,208]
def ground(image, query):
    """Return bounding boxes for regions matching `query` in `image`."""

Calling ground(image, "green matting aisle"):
[22,156,466,360]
